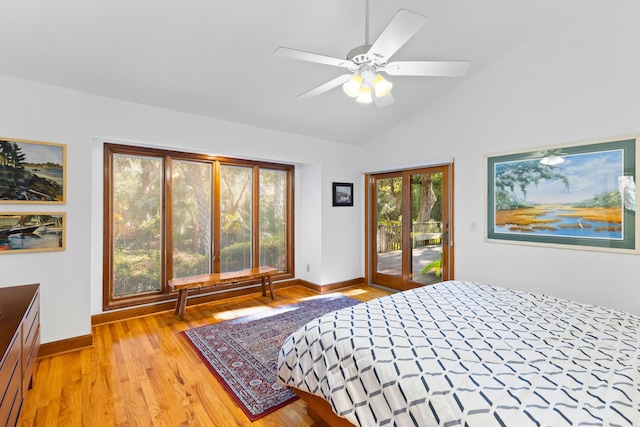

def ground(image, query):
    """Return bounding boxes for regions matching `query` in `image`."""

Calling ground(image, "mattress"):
[277,280,640,426]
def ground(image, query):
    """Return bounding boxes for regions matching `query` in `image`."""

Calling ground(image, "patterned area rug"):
[181,294,360,421]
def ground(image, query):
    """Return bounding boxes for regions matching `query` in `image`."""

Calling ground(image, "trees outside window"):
[104,144,293,310]
[220,165,252,273]
[172,160,212,279]
[112,154,163,297]
[259,169,287,271]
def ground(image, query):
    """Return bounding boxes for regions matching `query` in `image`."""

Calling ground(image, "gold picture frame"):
[0,137,66,203]
[0,213,65,253]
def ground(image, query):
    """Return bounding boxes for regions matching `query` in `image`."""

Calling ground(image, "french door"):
[369,165,453,291]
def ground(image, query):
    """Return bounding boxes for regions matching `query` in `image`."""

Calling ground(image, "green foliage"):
[573,190,622,208]
[378,218,401,227]
[220,238,286,272]
[494,190,534,210]
[112,155,289,296]
[220,241,251,272]
[377,173,443,224]
[259,234,286,270]
[421,259,441,277]
[411,173,442,222]
[173,251,210,278]
[0,141,26,168]
[113,248,161,296]
[495,160,569,201]
[376,177,402,223]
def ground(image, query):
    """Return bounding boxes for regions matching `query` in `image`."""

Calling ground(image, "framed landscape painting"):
[0,212,65,253]
[486,136,638,253]
[0,137,66,203]
[333,182,353,206]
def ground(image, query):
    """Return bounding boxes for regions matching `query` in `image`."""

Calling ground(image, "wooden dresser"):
[0,284,40,427]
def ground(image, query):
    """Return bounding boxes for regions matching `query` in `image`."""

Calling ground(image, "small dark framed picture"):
[333,182,353,206]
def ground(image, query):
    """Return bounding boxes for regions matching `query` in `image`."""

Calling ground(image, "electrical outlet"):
[306,264,310,272]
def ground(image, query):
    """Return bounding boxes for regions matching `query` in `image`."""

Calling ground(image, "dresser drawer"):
[0,331,20,402]
[0,332,21,427]
[0,283,40,426]
[23,288,39,349]
[22,325,39,397]
[22,289,40,395]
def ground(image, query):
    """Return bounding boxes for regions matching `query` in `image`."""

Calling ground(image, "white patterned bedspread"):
[277,281,640,426]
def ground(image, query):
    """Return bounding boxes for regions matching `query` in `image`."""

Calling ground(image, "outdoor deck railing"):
[377,221,442,253]
[377,224,402,253]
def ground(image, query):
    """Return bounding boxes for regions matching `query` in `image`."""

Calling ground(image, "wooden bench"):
[412,220,442,248]
[168,266,278,320]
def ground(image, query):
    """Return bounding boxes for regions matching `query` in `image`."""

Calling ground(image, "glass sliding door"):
[409,171,446,286]
[370,165,452,291]
[372,173,404,289]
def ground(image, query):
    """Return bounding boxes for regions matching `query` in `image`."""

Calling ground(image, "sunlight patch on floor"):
[214,306,270,321]
[299,294,345,301]
[341,288,367,297]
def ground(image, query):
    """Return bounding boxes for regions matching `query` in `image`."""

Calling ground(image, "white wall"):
[4,2,639,347]
[364,3,640,315]
[0,75,364,344]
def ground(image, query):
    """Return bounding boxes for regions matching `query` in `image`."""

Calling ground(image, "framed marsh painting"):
[486,136,638,253]
[0,212,65,253]
[0,137,66,203]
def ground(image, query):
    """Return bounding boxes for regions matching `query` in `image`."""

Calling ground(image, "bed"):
[277,280,640,426]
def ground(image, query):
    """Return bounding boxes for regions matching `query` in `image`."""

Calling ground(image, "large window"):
[112,154,163,297]
[171,159,212,279]
[259,169,287,271]
[103,144,294,310]
[220,165,253,273]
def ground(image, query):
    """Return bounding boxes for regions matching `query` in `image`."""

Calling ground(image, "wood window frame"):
[103,143,295,311]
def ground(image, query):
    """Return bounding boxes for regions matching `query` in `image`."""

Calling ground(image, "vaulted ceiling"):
[0,1,595,145]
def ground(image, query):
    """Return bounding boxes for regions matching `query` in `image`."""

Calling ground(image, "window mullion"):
[213,160,221,273]
[252,165,260,269]
[164,155,172,293]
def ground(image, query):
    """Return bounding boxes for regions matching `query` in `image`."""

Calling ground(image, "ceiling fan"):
[274,1,470,107]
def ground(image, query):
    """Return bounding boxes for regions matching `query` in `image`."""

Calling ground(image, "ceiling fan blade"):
[367,9,428,63]
[274,47,352,68]
[296,74,353,99]
[373,92,395,108]
[384,60,470,77]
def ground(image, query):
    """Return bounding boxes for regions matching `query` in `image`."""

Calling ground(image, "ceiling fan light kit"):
[342,68,392,104]
[343,74,363,98]
[274,2,470,108]
[372,74,392,97]
[355,85,373,104]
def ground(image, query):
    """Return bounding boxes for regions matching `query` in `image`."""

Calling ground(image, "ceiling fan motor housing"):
[346,44,383,68]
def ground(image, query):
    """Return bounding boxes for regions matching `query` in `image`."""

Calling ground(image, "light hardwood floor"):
[18,284,392,427]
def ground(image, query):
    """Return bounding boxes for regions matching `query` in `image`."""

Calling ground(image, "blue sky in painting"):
[17,141,63,165]
[505,149,623,204]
